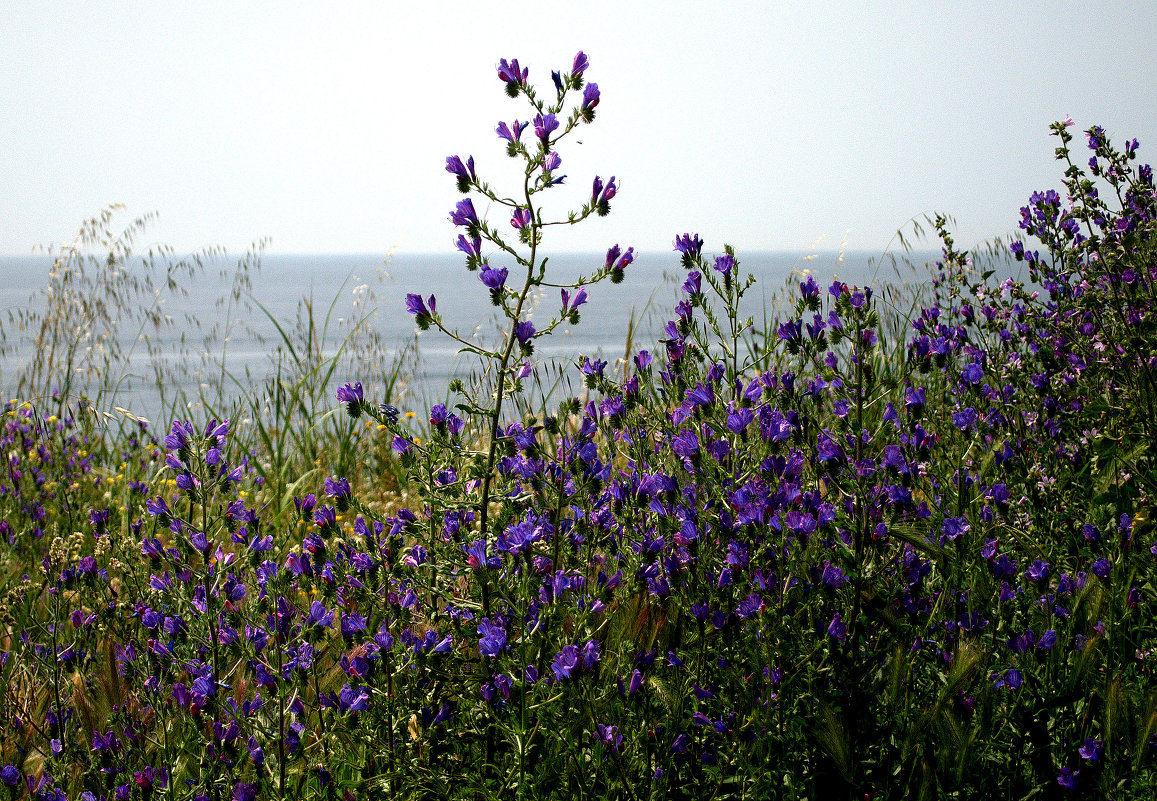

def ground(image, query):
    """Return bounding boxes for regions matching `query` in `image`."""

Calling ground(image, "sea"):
[0,249,949,422]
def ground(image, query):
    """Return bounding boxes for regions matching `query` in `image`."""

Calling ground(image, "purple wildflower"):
[313,505,336,530]
[993,668,1023,690]
[340,612,367,638]
[146,496,170,518]
[800,274,820,299]
[477,618,507,657]
[1078,738,1103,762]
[445,155,475,191]
[952,407,979,431]
[581,82,600,120]
[942,516,969,541]
[821,562,846,588]
[405,294,429,317]
[449,198,479,227]
[514,320,536,345]
[305,601,333,628]
[827,614,847,643]
[534,113,559,143]
[552,645,580,680]
[465,540,501,571]
[561,287,588,314]
[497,58,528,94]
[583,639,602,670]
[592,176,617,214]
[324,476,351,499]
[496,119,528,144]
[582,357,607,378]
[190,530,210,554]
[597,724,622,752]
[338,685,369,714]
[1025,560,1049,583]
[736,594,763,619]
[611,246,635,279]
[673,233,704,259]
[480,266,508,290]
[336,382,364,417]
[456,234,483,262]
[600,176,617,202]
[164,420,193,451]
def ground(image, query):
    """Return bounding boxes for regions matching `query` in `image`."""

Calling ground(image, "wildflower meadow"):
[1,52,1155,800]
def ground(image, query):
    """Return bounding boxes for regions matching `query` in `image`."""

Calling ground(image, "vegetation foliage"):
[0,53,1154,800]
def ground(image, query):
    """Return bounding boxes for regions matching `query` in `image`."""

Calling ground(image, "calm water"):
[0,249,942,419]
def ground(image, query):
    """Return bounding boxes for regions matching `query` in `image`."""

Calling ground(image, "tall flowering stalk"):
[358,52,630,579]
[437,52,627,558]
[338,50,638,793]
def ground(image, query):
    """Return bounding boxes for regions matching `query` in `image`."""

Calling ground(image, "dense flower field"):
[1,53,1155,800]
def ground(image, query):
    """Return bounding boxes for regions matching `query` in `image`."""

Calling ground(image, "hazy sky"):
[3,1,1155,257]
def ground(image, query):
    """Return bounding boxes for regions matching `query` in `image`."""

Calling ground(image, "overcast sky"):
[3,1,1155,257]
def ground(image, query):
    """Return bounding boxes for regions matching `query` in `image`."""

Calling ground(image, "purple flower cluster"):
[3,54,1156,801]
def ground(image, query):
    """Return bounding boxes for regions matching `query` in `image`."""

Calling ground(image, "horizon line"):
[0,246,944,259]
